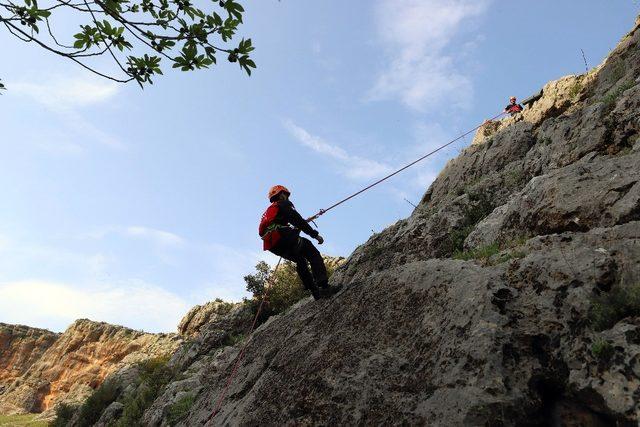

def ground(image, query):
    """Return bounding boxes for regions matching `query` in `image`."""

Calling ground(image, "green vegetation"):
[448,192,495,255]
[601,79,635,115]
[453,236,527,264]
[617,146,633,156]
[76,379,120,426]
[591,339,614,362]
[50,403,77,427]
[504,167,525,189]
[114,356,174,427]
[569,80,583,98]
[0,0,255,89]
[362,243,385,260]
[608,61,626,85]
[166,393,195,425]
[449,226,474,256]
[213,298,235,315]
[223,332,245,346]
[454,242,500,261]
[589,283,640,331]
[52,356,175,427]
[244,258,341,320]
[453,176,483,198]
[0,414,48,426]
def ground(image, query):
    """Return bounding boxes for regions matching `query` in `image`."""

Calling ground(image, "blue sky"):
[1,1,637,333]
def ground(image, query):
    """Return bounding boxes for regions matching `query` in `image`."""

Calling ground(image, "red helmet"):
[510,96,517,101]
[268,185,290,201]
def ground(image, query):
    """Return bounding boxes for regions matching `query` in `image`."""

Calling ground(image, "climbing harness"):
[207,109,508,424]
[306,110,507,222]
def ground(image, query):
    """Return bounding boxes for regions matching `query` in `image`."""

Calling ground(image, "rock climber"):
[505,96,524,116]
[259,185,328,300]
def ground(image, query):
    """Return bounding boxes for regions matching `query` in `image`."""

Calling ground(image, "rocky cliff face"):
[8,15,640,427]
[0,324,59,392]
[0,319,181,416]
[129,16,639,426]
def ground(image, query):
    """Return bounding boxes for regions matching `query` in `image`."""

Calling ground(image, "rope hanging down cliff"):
[207,109,508,424]
[206,256,283,424]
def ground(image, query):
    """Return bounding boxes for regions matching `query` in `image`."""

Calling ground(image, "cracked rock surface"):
[132,16,640,427]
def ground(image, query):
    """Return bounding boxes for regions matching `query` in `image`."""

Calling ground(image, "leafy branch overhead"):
[0,0,255,87]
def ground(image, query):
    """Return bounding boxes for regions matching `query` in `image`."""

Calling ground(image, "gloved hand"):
[316,234,324,245]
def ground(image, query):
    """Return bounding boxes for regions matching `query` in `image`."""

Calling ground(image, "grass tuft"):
[601,79,635,115]
[166,393,195,426]
[591,338,614,362]
[589,283,640,331]
[0,414,48,426]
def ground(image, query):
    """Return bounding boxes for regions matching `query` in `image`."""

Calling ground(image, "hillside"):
[2,14,639,427]
[0,320,181,417]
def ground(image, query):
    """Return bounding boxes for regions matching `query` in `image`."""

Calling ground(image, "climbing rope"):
[307,110,507,222]
[207,109,508,424]
[206,256,283,425]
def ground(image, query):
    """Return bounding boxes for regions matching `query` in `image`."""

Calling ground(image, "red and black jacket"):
[505,103,523,115]
[259,200,319,251]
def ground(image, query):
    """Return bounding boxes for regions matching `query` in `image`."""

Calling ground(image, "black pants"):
[271,236,327,290]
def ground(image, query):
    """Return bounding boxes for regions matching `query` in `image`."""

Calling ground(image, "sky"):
[1,1,638,333]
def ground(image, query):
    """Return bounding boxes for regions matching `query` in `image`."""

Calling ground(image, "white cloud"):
[124,226,185,247]
[284,120,392,181]
[81,225,185,266]
[12,77,118,111]
[0,234,114,282]
[85,225,185,247]
[11,76,123,149]
[0,280,189,333]
[368,0,490,111]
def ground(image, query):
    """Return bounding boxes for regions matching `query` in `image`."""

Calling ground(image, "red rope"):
[206,256,283,425]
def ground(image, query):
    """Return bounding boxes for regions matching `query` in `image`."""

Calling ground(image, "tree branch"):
[3,19,133,83]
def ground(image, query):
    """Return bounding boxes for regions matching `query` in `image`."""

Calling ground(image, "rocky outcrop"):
[0,324,59,390]
[178,300,239,338]
[147,223,640,425]
[0,319,181,416]
[127,15,640,426]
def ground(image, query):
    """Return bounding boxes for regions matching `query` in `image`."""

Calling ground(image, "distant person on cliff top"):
[505,96,524,116]
[259,185,328,300]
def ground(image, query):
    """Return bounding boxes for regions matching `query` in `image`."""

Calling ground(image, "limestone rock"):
[178,300,239,337]
[0,324,59,387]
[0,319,181,415]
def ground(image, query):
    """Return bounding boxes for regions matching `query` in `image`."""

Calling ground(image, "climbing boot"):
[320,285,340,299]
[317,279,329,289]
[309,285,321,300]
